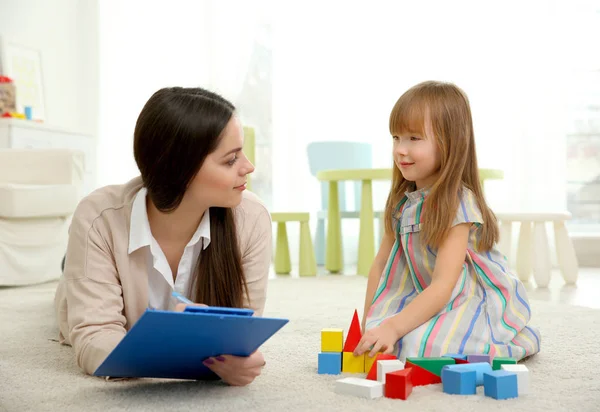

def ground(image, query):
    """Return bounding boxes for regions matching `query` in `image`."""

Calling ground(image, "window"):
[567,68,600,231]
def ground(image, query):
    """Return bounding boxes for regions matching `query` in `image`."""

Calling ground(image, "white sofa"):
[0,149,84,286]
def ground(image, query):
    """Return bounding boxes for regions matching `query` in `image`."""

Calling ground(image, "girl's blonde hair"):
[384,81,499,251]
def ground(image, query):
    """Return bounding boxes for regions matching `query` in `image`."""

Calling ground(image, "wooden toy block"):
[335,377,383,399]
[441,366,477,395]
[483,370,518,400]
[467,354,492,364]
[404,361,441,386]
[318,352,342,375]
[364,352,382,374]
[405,357,455,376]
[385,369,413,400]
[443,353,467,360]
[455,358,470,364]
[442,362,493,386]
[376,359,404,383]
[493,357,517,370]
[501,364,530,395]
[321,328,344,352]
[342,309,362,352]
[366,354,397,380]
[342,352,365,373]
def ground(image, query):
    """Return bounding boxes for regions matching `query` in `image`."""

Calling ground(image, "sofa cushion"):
[0,183,78,218]
[0,216,69,285]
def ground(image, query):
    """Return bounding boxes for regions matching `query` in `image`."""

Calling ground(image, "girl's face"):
[392,116,441,189]
[186,116,255,209]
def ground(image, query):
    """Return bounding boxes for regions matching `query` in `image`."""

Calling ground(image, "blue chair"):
[307,141,384,265]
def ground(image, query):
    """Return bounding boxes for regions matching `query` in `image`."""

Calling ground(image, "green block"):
[492,357,517,370]
[406,357,456,376]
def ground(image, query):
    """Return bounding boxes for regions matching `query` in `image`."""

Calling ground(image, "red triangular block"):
[455,358,470,364]
[404,361,442,386]
[342,309,363,352]
[366,354,398,380]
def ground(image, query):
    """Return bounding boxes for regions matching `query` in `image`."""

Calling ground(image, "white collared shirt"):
[128,187,211,310]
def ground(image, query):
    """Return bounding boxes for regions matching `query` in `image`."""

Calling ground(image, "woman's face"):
[186,116,255,209]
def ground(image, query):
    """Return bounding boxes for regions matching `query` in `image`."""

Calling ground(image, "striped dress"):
[366,186,541,361]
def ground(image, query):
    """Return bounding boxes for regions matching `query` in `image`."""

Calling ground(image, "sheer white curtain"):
[97,0,210,186]
[204,0,267,103]
[272,0,575,213]
[96,0,596,267]
[270,0,589,265]
[97,0,264,187]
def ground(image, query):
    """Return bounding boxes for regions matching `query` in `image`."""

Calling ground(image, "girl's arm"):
[384,223,471,338]
[362,231,395,330]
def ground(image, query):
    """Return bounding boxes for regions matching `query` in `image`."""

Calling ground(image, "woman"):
[54,87,272,386]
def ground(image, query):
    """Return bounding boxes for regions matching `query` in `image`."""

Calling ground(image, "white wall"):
[0,0,99,138]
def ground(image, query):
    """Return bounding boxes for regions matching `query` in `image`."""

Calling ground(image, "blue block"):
[318,352,341,375]
[442,362,493,386]
[483,370,519,400]
[442,353,467,360]
[442,367,476,395]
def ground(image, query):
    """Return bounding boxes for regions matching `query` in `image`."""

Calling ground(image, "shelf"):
[0,118,90,136]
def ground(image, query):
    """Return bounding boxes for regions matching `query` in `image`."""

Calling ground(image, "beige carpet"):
[1,275,599,412]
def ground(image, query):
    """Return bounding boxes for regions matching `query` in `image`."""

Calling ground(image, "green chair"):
[243,126,256,191]
[479,169,504,189]
[271,212,317,276]
[243,126,316,276]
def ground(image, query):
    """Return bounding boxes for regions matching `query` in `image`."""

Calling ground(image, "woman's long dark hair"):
[133,87,248,308]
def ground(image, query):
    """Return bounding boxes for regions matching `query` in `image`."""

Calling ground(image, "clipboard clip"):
[183,306,254,317]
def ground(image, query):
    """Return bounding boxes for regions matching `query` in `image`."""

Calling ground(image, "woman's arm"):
[63,208,127,375]
[241,208,272,317]
[362,231,395,330]
[384,223,471,338]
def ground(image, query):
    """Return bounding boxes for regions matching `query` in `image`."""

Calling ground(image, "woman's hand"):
[174,303,207,312]
[203,351,266,386]
[173,303,265,385]
[353,321,400,358]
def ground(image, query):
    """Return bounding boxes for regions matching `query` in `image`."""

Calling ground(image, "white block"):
[377,359,404,383]
[335,377,384,399]
[501,364,530,395]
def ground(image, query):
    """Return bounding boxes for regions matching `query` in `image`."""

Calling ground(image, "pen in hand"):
[172,291,193,305]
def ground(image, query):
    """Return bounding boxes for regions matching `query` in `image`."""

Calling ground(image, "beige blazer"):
[54,176,272,375]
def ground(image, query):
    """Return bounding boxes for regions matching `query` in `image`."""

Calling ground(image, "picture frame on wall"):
[0,37,46,121]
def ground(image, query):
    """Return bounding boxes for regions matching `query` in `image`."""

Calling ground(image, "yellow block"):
[321,328,343,352]
[364,352,383,374]
[342,352,365,373]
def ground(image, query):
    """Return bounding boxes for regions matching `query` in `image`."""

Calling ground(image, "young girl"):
[354,81,540,361]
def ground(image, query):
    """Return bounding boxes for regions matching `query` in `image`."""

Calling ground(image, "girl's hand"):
[353,322,400,358]
[203,351,266,386]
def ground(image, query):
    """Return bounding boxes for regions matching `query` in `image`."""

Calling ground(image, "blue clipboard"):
[93,306,289,380]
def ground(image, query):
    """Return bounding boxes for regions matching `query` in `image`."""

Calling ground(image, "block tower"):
[318,309,366,374]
